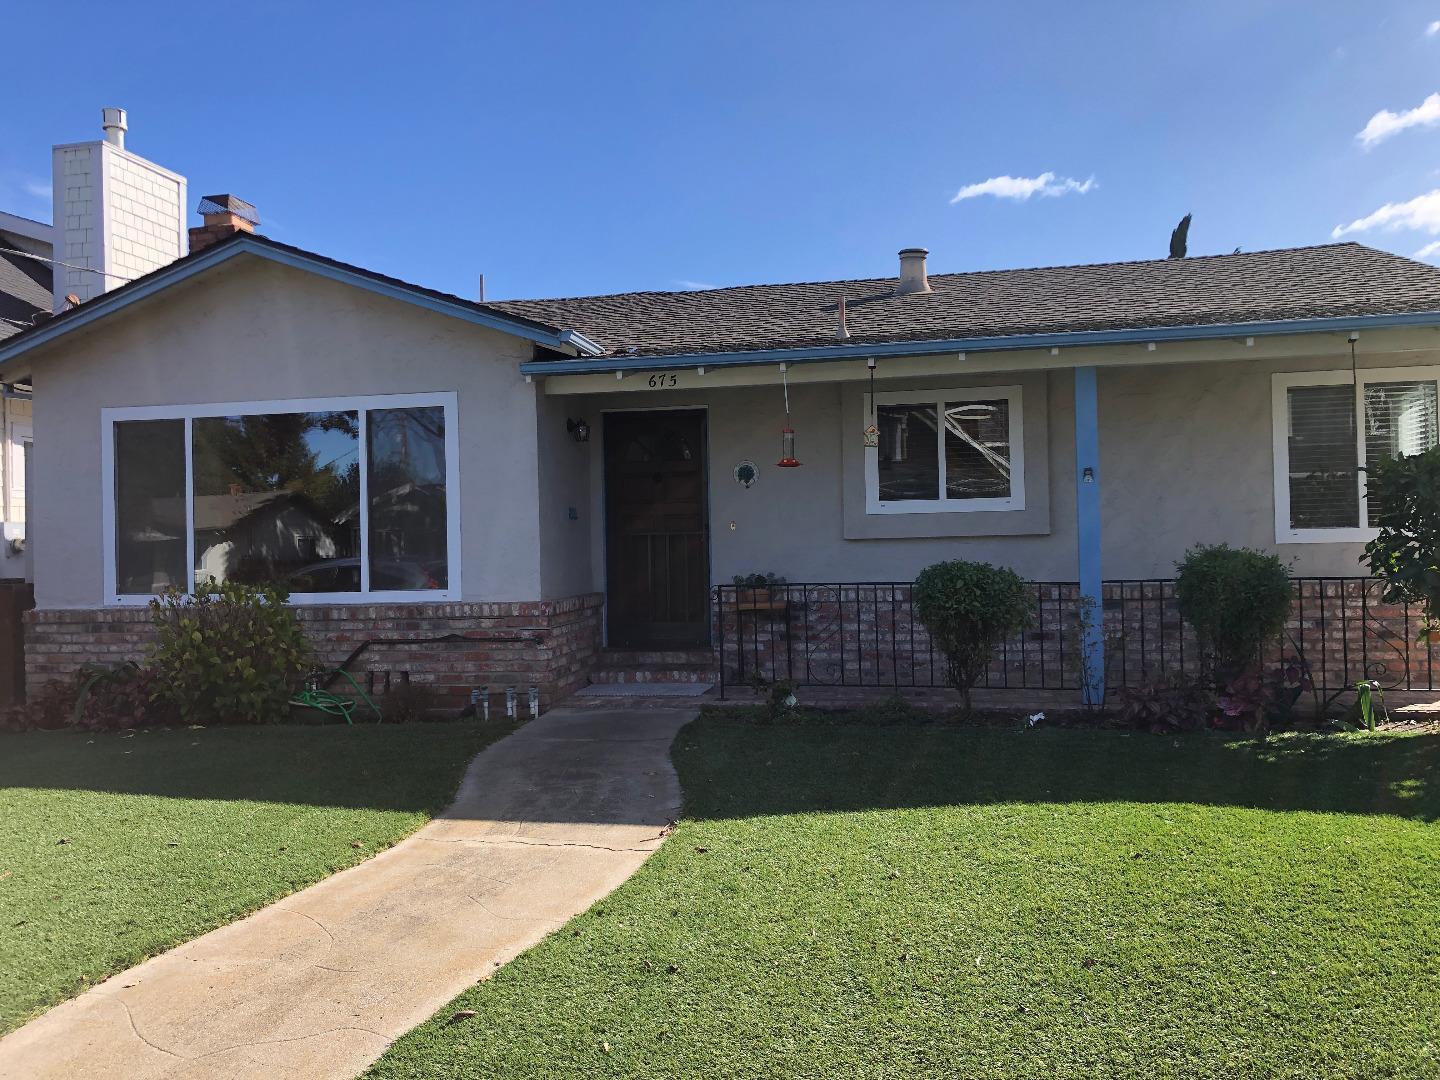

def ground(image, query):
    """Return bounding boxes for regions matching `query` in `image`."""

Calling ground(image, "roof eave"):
[518,310,1440,376]
[0,235,584,370]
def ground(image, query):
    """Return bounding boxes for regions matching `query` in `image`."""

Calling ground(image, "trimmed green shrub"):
[148,581,312,724]
[1363,446,1440,639]
[1174,544,1292,679]
[912,560,1034,714]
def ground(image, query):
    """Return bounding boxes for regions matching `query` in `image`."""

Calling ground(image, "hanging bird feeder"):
[778,427,800,468]
[776,362,802,467]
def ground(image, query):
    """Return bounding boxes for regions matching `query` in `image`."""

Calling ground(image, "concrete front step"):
[588,663,716,685]
[598,648,717,666]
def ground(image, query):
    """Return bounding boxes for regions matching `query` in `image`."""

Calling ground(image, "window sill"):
[866,497,1023,515]
[1276,528,1377,545]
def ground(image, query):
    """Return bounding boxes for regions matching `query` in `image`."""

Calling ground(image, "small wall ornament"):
[734,460,759,488]
[863,356,879,448]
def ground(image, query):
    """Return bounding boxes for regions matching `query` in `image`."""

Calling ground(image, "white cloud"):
[1356,92,1440,148]
[1415,240,1440,260]
[674,279,716,291]
[1427,20,1440,36]
[21,178,49,200]
[1332,188,1440,238]
[949,172,1096,203]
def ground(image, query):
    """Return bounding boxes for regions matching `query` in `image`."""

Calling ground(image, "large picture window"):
[103,393,458,602]
[1272,368,1440,543]
[864,386,1024,514]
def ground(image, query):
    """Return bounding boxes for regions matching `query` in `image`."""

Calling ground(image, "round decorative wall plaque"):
[734,461,759,488]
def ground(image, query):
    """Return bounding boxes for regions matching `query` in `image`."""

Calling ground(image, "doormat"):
[576,683,714,697]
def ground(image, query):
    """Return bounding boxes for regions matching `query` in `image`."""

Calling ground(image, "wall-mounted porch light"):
[567,418,590,443]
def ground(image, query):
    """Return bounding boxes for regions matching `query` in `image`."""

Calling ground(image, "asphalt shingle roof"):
[488,243,1440,358]
[0,234,52,342]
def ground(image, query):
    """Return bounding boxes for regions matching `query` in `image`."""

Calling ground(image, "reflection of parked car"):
[286,558,440,593]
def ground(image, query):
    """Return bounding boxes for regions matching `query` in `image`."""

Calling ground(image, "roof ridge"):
[491,242,1377,305]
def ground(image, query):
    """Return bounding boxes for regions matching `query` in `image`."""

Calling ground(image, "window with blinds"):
[1279,373,1440,536]
[1286,385,1358,529]
[1364,381,1438,525]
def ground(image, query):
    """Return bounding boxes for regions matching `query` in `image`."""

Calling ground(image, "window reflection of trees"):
[192,411,360,591]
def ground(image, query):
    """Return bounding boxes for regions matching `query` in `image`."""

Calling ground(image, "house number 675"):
[647,373,679,388]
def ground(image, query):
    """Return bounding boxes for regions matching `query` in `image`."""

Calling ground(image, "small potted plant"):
[732,572,788,611]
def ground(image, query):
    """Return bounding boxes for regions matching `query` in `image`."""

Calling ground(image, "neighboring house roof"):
[493,243,1440,360]
[0,230,52,342]
[0,231,598,368]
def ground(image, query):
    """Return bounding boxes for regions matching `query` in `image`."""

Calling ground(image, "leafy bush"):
[912,560,1034,714]
[1,663,178,732]
[1174,545,1292,680]
[1,677,77,732]
[1216,656,1313,735]
[1363,446,1440,639]
[149,581,312,724]
[1113,673,1215,733]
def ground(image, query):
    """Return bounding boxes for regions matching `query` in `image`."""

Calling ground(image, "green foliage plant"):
[149,581,312,724]
[1174,544,1293,681]
[912,560,1034,715]
[1363,446,1440,641]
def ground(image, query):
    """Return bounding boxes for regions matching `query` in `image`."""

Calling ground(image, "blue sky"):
[3,2,1439,300]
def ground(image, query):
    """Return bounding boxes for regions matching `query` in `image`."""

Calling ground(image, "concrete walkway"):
[0,705,693,1080]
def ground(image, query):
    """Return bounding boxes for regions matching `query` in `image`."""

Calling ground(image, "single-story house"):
[3,199,1440,705]
[9,109,1438,710]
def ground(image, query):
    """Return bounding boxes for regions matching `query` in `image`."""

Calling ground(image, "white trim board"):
[100,391,461,605]
[1271,365,1440,544]
[863,385,1025,515]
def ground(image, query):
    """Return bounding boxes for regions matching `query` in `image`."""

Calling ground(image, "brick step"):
[598,648,717,667]
[588,663,717,685]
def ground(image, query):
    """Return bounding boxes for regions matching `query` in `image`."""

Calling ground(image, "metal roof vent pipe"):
[896,247,932,295]
[101,107,127,149]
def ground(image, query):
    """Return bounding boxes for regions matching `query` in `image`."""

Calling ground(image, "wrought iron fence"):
[713,578,1440,698]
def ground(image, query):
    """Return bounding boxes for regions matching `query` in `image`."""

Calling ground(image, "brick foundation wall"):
[25,593,603,713]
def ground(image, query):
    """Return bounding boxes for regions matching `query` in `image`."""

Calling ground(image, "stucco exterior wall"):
[22,252,1440,615]
[26,256,547,608]
[558,345,1440,591]
[572,372,1078,586]
[1104,350,1440,577]
[536,391,596,598]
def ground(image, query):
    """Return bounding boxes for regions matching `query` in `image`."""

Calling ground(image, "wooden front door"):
[604,410,710,648]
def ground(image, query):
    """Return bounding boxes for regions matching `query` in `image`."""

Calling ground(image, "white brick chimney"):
[51,108,187,309]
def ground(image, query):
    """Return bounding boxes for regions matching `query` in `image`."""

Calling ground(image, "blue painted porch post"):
[1074,366,1104,704]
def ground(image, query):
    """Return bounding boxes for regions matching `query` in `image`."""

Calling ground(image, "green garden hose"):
[291,669,383,724]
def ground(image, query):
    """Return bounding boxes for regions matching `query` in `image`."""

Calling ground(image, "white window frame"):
[864,385,1025,515]
[1272,366,1440,544]
[101,391,461,605]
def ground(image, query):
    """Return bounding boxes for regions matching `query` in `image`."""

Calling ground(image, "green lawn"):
[372,713,1440,1080]
[0,721,509,1034]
